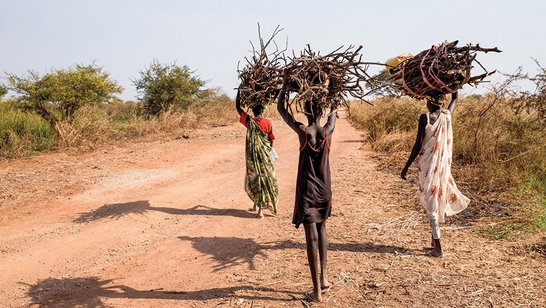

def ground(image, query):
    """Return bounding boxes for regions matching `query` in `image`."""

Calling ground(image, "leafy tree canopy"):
[133,61,205,115]
[6,64,123,124]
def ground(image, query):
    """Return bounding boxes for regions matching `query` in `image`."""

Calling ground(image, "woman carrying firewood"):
[235,89,278,218]
[277,84,335,302]
[401,90,470,257]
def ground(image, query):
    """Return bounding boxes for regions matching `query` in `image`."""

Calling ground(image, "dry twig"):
[237,24,286,108]
[283,45,380,113]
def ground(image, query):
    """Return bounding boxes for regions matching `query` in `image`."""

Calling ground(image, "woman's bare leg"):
[431,238,443,257]
[317,222,331,289]
[304,223,321,302]
[429,217,443,257]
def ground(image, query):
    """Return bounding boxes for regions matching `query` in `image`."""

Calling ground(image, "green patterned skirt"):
[245,120,278,214]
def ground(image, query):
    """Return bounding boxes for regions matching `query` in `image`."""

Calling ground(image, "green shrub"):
[0,102,56,157]
[133,61,205,115]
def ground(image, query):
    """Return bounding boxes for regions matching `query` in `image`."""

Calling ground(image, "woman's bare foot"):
[428,239,443,257]
[248,205,257,212]
[429,249,443,257]
[257,208,264,218]
[321,279,332,292]
[305,290,322,302]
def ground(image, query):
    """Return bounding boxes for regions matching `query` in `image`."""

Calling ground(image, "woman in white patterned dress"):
[401,90,470,257]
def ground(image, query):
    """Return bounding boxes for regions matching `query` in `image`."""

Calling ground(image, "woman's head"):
[426,90,443,112]
[304,101,323,120]
[252,104,265,117]
[426,100,441,112]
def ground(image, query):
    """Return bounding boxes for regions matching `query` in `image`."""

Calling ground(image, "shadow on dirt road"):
[74,201,256,223]
[25,277,298,307]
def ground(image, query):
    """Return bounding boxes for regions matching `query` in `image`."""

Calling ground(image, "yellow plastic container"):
[385,53,413,77]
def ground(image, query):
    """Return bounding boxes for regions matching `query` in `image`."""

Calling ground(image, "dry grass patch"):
[349,94,546,240]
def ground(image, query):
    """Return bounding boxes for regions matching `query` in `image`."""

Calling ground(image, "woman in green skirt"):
[236,90,279,218]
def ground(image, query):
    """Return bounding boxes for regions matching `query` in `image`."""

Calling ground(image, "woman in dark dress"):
[277,86,336,302]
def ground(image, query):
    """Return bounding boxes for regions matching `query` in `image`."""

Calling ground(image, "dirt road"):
[1,113,544,307]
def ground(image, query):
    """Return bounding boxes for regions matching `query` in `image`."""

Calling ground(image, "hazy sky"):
[1,0,544,100]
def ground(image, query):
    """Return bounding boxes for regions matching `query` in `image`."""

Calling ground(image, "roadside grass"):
[0,92,235,159]
[0,102,56,158]
[349,95,546,241]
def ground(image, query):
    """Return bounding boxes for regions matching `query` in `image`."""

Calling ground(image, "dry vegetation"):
[349,93,546,241]
[0,91,236,159]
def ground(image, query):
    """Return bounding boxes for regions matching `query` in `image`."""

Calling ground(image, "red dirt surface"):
[1,112,544,307]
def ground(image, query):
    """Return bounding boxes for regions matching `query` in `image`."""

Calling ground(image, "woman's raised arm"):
[325,106,337,134]
[277,86,304,133]
[235,88,244,116]
[448,91,458,114]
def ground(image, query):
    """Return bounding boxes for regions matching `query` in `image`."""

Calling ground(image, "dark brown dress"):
[292,129,332,229]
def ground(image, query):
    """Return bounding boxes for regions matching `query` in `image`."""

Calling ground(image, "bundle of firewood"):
[237,25,285,108]
[238,25,380,111]
[388,40,502,99]
[282,45,378,112]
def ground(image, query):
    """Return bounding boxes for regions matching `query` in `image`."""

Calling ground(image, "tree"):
[133,61,205,115]
[5,64,123,125]
[367,69,403,98]
[510,61,546,124]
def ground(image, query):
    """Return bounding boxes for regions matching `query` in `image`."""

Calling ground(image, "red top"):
[240,112,275,141]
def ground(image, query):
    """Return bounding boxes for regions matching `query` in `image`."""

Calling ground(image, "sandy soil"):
[0,112,544,307]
